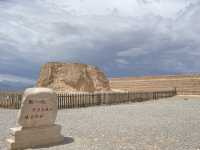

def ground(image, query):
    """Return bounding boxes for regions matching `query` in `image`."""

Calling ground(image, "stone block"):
[7,124,64,150]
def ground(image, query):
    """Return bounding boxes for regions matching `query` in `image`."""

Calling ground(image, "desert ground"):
[0,96,200,150]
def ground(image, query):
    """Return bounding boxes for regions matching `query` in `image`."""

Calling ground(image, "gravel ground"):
[1,96,200,150]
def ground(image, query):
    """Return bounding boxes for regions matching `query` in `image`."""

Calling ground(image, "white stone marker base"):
[7,124,64,150]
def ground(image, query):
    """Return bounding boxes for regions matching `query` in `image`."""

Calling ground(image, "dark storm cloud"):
[0,0,200,82]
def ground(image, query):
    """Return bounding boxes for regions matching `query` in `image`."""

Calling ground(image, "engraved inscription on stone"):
[17,88,58,127]
[23,101,52,120]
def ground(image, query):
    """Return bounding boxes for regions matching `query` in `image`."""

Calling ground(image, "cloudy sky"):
[0,0,200,84]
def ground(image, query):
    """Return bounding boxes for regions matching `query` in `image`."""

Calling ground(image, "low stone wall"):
[110,74,200,95]
[0,90,176,109]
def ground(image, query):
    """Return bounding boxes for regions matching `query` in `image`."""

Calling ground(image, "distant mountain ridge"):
[0,80,34,91]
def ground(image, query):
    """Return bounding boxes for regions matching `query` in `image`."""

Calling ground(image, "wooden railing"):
[0,92,22,109]
[0,90,176,109]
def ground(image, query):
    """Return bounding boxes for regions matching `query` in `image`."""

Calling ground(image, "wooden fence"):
[0,90,176,109]
[0,92,22,109]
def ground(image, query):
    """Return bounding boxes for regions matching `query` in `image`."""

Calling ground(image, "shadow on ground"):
[32,137,74,149]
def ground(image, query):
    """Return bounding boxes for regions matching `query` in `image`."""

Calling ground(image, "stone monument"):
[7,88,64,150]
